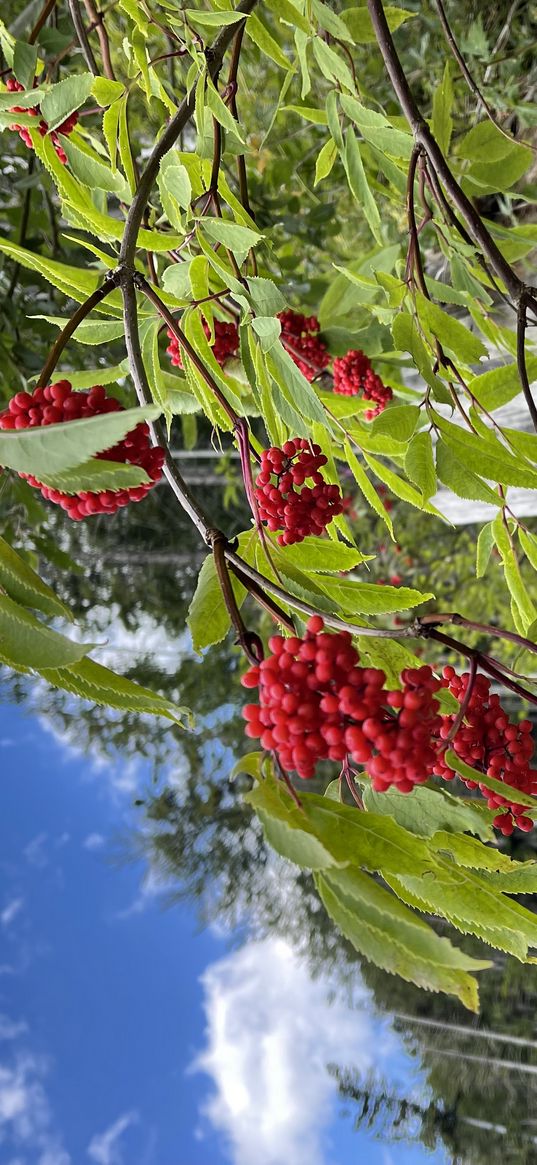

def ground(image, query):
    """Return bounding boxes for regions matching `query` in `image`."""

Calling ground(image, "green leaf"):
[245,777,341,870]
[431,59,453,155]
[444,749,537,811]
[185,8,250,25]
[0,535,72,621]
[311,0,354,42]
[428,830,526,872]
[342,128,381,242]
[201,218,263,255]
[39,656,191,726]
[519,528,537,570]
[0,238,101,301]
[371,405,420,443]
[267,0,310,33]
[415,291,487,363]
[0,594,92,671]
[187,552,245,653]
[476,521,495,576]
[206,77,245,140]
[458,119,524,163]
[277,536,368,574]
[92,77,125,106]
[31,316,126,345]
[283,104,328,124]
[436,416,537,489]
[245,12,291,69]
[247,276,286,316]
[266,342,331,429]
[38,459,151,494]
[362,782,493,841]
[405,431,436,500]
[391,311,450,403]
[0,405,160,478]
[469,356,537,411]
[102,99,121,171]
[61,139,130,198]
[492,514,536,628]
[343,440,394,538]
[251,316,281,351]
[312,37,355,90]
[342,5,416,43]
[294,28,311,99]
[316,867,486,1010]
[247,776,438,875]
[436,439,502,505]
[0,87,43,112]
[40,72,94,131]
[391,857,537,959]
[13,41,38,89]
[340,93,413,157]
[314,137,338,185]
[362,451,444,516]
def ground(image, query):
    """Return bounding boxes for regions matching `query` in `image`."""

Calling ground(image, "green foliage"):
[2,0,537,1008]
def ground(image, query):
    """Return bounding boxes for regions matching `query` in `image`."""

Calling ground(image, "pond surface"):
[2,685,537,1165]
[0,700,451,1165]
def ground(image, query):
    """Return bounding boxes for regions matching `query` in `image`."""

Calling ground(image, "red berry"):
[332,350,393,419]
[254,438,344,546]
[0,381,164,519]
[277,310,330,381]
[166,319,238,368]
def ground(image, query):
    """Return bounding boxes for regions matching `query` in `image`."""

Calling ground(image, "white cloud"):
[24,834,49,869]
[83,834,105,852]
[1,899,24,929]
[87,1111,138,1165]
[194,937,382,1165]
[0,1016,27,1042]
[115,869,165,920]
[0,1049,70,1164]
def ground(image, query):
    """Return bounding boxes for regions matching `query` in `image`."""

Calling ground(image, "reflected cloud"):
[0,1046,70,1164]
[1,898,24,929]
[23,833,49,869]
[0,1016,27,1041]
[194,936,385,1165]
[83,834,106,852]
[87,1110,138,1165]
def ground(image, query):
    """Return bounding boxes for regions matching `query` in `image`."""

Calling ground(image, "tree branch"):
[67,0,99,74]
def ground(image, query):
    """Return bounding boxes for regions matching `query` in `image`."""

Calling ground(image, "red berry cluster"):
[242,617,443,790]
[254,439,344,546]
[166,320,239,369]
[433,668,536,834]
[332,349,393,419]
[278,310,330,382]
[7,78,78,165]
[0,381,164,519]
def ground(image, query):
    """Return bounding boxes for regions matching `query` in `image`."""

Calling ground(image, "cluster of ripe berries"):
[241,618,536,834]
[7,78,78,165]
[166,319,239,368]
[254,439,344,546]
[165,309,391,419]
[0,382,164,519]
[433,668,536,835]
[333,349,393,419]
[277,310,330,382]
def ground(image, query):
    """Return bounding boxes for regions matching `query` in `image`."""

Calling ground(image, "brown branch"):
[29,0,57,43]
[36,274,120,387]
[118,0,257,272]
[366,0,531,303]
[419,611,537,657]
[517,293,537,432]
[82,0,116,80]
[212,532,264,664]
[67,0,99,74]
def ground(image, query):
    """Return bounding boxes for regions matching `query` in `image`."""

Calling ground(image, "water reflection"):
[2,475,537,1164]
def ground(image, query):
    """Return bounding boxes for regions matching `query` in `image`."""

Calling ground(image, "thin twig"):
[36,274,120,387]
[29,0,57,43]
[67,0,99,74]
[82,0,116,80]
[517,293,537,432]
[118,0,257,272]
[433,0,513,138]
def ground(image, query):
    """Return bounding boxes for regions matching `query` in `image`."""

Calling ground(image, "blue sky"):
[0,699,448,1165]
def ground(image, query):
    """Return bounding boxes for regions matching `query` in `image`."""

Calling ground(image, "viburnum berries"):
[278,310,330,382]
[0,381,164,519]
[241,617,443,791]
[254,439,344,545]
[166,319,239,368]
[332,349,393,419]
[7,78,78,165]
[434,668,537,834]
[242,628,536,835]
